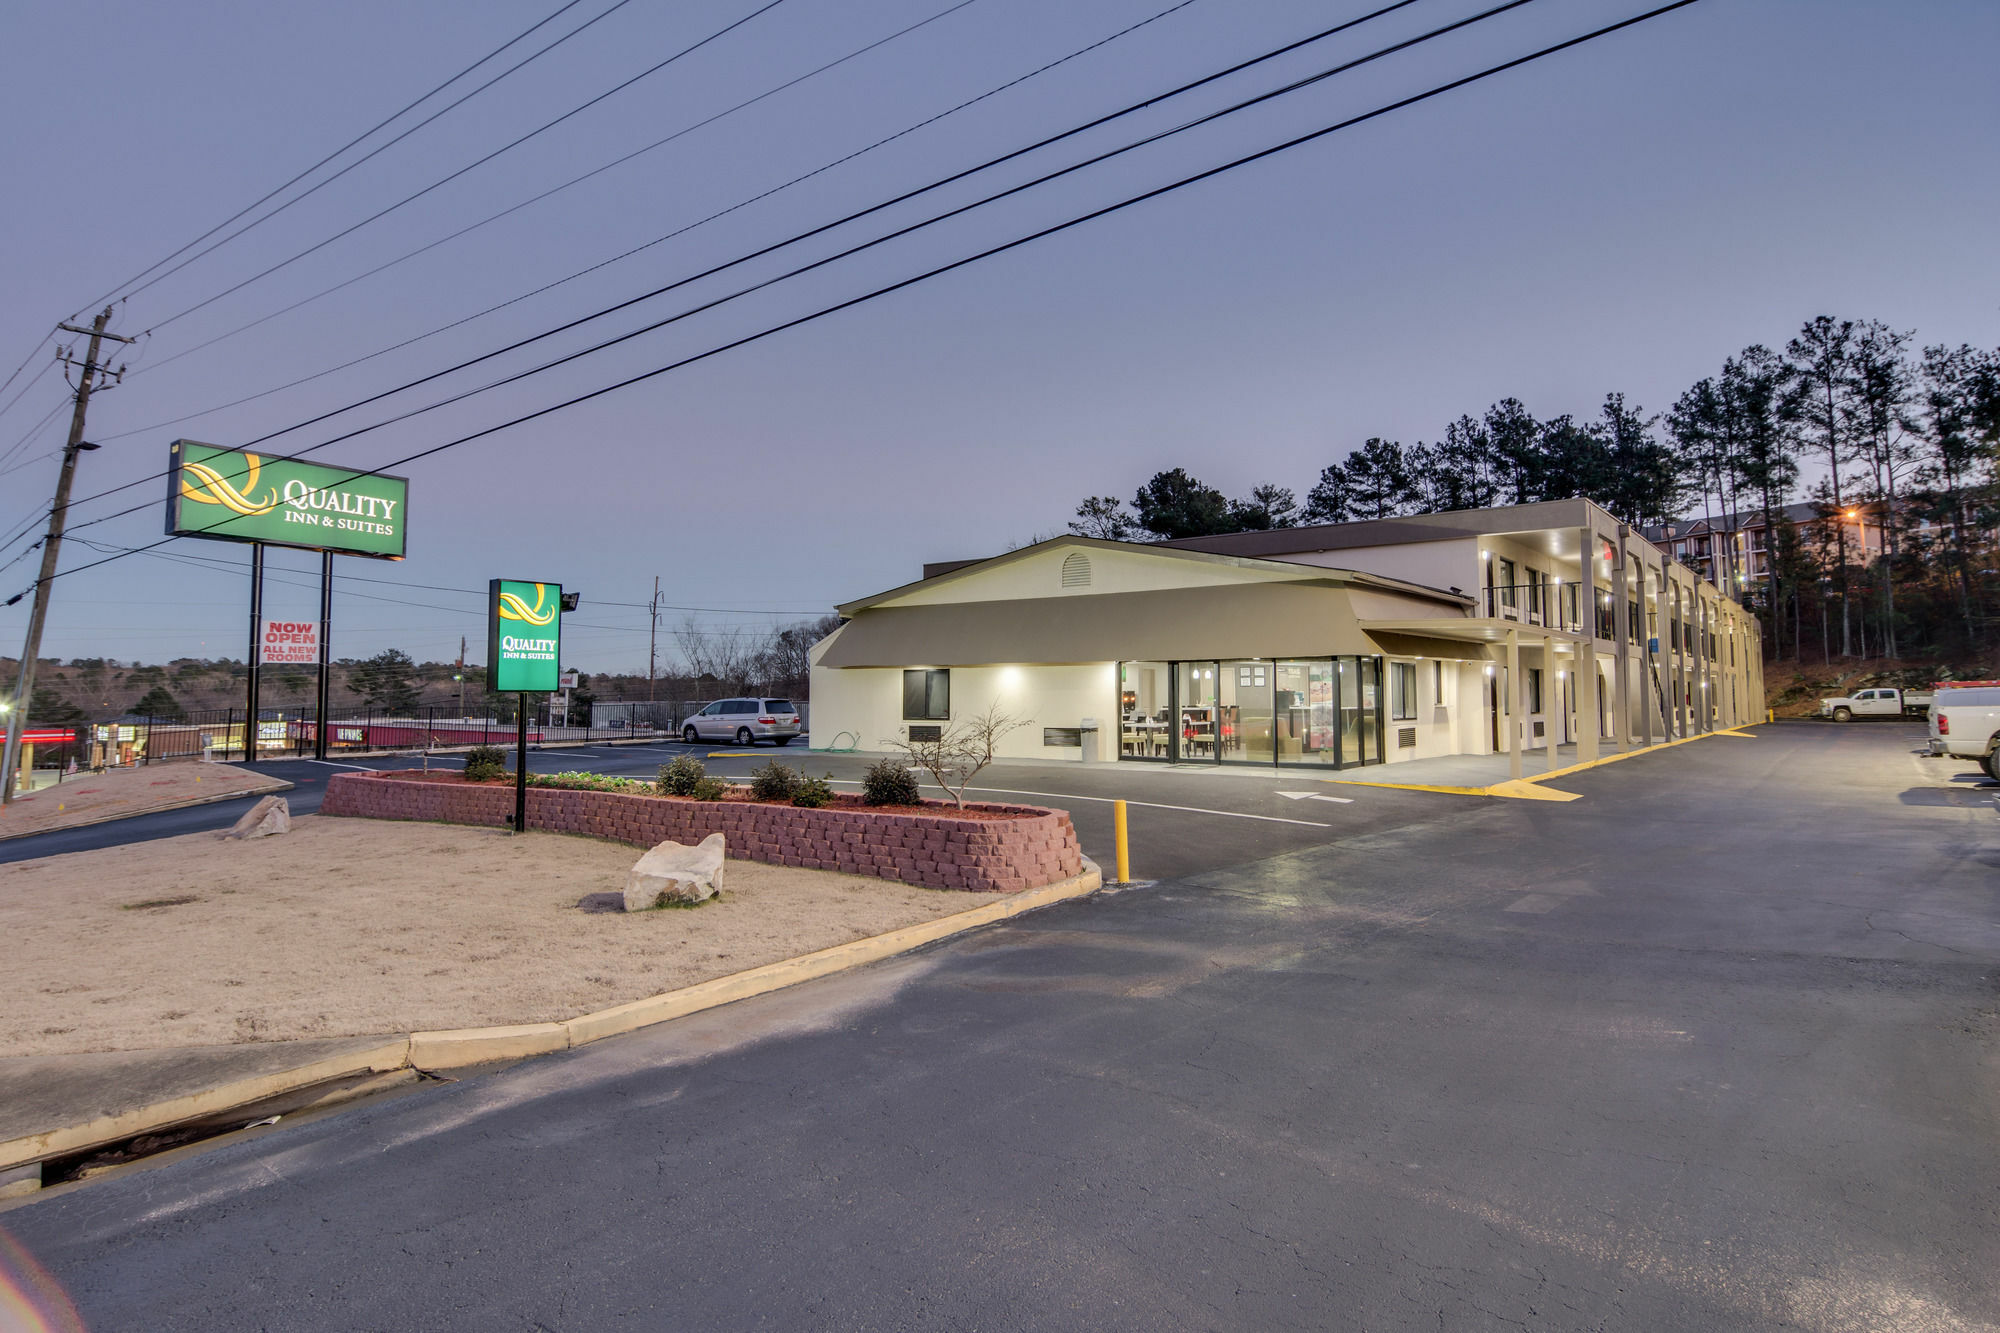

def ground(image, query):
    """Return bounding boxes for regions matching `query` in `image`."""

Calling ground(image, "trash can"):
[1078,718,1101,764]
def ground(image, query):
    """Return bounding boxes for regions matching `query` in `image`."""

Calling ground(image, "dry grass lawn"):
[2,816,990,1057]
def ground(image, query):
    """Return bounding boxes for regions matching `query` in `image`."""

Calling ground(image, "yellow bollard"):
[1113,799,1130,885]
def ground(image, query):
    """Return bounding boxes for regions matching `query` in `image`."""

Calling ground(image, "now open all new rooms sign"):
[166,440,408,560]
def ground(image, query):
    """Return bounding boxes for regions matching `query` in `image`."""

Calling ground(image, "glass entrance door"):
[1174,661,1219,762]
[1276,659,1338,764]
[1119,661,1170,760]
[1115,658,1385,768]
[1221,660,1273,763]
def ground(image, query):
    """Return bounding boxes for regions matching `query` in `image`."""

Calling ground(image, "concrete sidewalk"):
[0,762,292,842]
[1321,728,1755,796]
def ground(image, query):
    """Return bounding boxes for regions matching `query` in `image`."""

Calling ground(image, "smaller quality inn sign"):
[488,580,564,694]
[166,440,408,560]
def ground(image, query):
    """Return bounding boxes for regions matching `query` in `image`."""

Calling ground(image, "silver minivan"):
[682,698,802,746]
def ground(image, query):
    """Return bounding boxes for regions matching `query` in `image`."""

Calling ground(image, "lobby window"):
[902,669,950,720]
[1389,661,1417,721]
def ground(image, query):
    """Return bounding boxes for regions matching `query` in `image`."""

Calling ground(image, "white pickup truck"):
[1816,687,1935,720]
[1928,685,2000,779]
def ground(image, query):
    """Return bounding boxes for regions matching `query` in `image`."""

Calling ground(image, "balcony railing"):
[1482,582,1584,634]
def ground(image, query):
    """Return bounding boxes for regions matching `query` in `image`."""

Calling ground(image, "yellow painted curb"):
[1485,779,1583,803]
[409,1023,569,1071]
[705,751,760,758]
[1320,726,1755,800]
[0,1038,409,1173]
[565,860,1103,1047]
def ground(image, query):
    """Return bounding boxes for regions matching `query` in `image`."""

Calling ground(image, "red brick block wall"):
[320,775,1083,893]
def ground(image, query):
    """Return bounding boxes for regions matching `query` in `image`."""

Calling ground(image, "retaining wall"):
[320,773,1082,893]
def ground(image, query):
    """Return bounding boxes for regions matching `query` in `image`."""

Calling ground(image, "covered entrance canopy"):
[820,580,1444,669]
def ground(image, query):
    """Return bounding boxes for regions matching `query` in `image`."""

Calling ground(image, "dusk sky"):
[2,0,1994,673]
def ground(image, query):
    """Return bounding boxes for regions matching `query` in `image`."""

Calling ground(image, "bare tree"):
[882,704,1030,808]
[750,614,841,698]
[672,617,756,693]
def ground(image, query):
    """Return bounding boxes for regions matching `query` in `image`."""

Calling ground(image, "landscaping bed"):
[322,769,1083,893]
[1,818,997,1057]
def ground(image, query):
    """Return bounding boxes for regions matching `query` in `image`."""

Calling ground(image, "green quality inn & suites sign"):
[487,580,564,694]
[166,440,408,559]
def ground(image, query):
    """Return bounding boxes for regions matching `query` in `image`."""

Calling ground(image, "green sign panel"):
[487,580,563,693]
[166,440,409,560]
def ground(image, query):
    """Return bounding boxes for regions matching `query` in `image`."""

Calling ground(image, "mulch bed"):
[395,770,1031,821]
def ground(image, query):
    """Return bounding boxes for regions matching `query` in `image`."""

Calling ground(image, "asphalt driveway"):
[7,723,1998,1330]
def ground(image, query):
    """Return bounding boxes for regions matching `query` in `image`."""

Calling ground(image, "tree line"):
[1068,315,2000,662]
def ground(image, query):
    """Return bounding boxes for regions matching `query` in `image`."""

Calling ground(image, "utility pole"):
[456,635,466,718]
[3,308,132,803]
[647,575,660,703]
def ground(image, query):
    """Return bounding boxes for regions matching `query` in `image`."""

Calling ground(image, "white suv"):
[682,698,802,746]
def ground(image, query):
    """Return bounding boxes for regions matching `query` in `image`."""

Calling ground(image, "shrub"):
[791,774,834,808]
[861,757,921,806]
[690,776,730,802]
[749,760,801,802]
[463,745,507,782]
[659,754,706,796]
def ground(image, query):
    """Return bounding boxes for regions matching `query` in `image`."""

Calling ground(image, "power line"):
[23,0,1705,606]
[185,0,1552,467]
[23,0,1701,606]
[115,0,988,394]
[0,355,58,431]
[75,0,607,314]
[70,0,1420,518]
[136,0,795,334]
[0,332,57,416]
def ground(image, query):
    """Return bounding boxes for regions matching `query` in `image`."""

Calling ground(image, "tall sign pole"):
[3,308,133,804]
[488,580,566,835]
[244,543,264,764]
[315,552,333,761]
[515,694,529,833]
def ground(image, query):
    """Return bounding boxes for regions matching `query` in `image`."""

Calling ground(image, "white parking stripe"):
[820,780,1332,829]
[307,760,378,771]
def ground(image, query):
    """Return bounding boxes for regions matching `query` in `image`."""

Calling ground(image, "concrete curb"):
[0,772,295,844]
[0,860,1102,1175]
[0,1038,408,1172]
[1321,727,1754,801]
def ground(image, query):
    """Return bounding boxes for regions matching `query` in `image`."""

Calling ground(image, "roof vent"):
[1060,552,1092,589]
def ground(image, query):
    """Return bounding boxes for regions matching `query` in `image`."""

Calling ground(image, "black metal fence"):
[84,700,812,765]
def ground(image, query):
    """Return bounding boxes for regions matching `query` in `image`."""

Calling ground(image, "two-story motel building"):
[809,499,1763,775]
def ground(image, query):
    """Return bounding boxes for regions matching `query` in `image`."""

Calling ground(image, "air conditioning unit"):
[1497,603,1521,622]
[1526,610,1544,627]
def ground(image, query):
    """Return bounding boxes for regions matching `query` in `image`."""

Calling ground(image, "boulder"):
[623,832,725,910]
[222,795,290,840]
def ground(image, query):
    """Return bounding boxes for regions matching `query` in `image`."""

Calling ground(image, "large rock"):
[623,832,725,911]
[222,794,290,840]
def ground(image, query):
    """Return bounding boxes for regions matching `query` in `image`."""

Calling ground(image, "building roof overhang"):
[838,533,1470,617]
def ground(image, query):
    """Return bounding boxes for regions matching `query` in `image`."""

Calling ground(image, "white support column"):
[1612,529,1631,753]
[1506,627,1522,781]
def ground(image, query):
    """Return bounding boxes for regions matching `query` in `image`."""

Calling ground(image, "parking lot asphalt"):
[9,722,1999,1330]
[0,739,1464,880]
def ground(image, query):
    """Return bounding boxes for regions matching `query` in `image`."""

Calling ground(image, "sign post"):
[488,580,564,833]
[245,544,263,763]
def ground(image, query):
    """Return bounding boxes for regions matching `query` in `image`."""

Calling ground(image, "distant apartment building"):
[810,499,1762,774]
